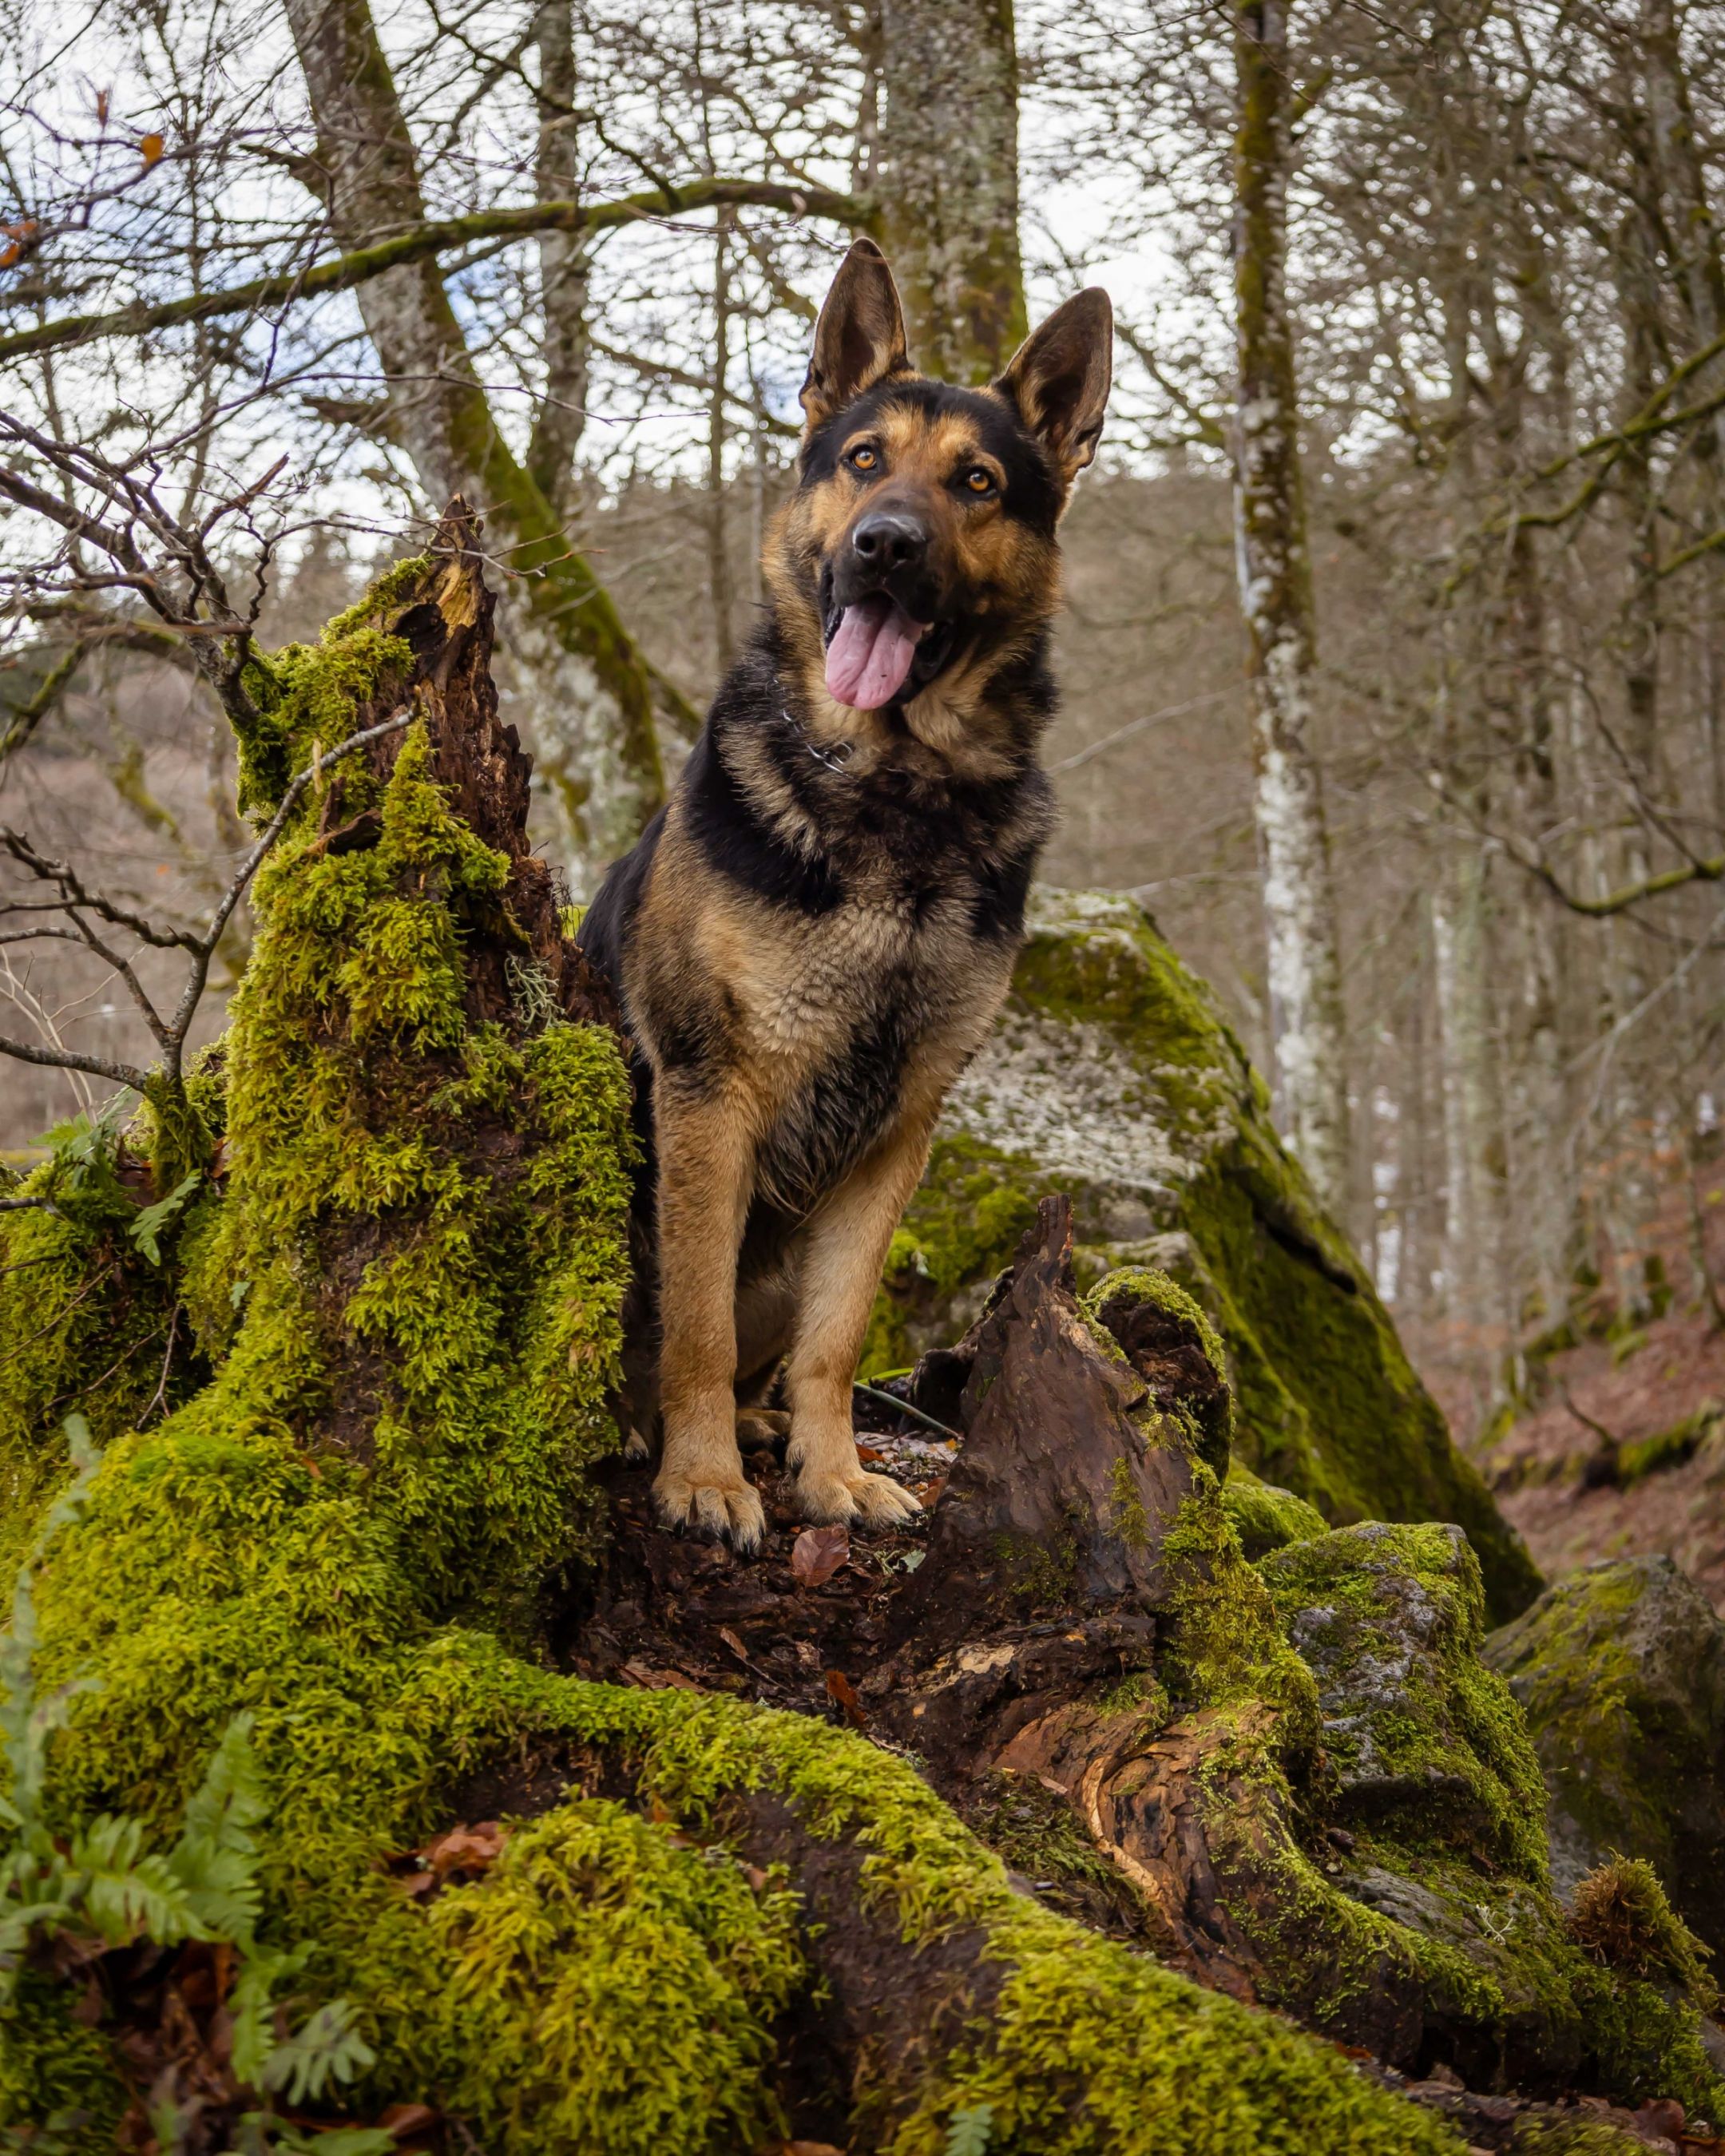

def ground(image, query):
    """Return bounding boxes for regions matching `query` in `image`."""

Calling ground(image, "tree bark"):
[1432,840,1510,1361]
[283,0,664,890]
[876,0,1028,381]
[1229,0,1353,1223]
[1643,0,1725,465]
[526,0,592,533]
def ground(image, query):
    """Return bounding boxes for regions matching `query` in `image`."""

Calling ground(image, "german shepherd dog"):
[578,239,1111,1552]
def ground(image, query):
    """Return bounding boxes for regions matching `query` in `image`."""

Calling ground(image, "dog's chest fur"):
[582,632,1054,1220]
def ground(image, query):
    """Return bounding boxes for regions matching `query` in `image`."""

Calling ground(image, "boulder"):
[866,888,1541,1622]
[1484,1555,1725,1957]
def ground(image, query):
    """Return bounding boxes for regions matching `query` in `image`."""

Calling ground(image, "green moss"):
[0,1124,196,1583]
[1260,1523,1549,1879]
[1482,1558,1723,1924]
[862,1134,1041,1375]
[1616,1405,1715,1487]
[961,1769,1117,1893]
[422,1799,803,2152]
[1505,2122,1648,2155]
[1222,1466,1328,1560]
[1568,1855,1715,2002]
[1160,1468,1318,1731]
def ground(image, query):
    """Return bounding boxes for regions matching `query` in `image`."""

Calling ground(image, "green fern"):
[0,1419,389,2154]
[945,2105,995,2156]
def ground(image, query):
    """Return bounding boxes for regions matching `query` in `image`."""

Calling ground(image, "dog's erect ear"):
[995,288,1114,487]
[800,239,910,432]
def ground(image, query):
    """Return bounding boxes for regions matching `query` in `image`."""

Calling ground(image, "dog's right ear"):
[800,239,910,433]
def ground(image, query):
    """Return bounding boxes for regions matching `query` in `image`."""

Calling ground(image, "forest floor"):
[1443,1147,1725,1613]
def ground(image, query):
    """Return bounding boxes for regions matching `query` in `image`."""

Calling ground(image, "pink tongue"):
[824,596,926,710]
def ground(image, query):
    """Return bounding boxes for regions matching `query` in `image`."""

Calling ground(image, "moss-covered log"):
[866,888,1541,1623]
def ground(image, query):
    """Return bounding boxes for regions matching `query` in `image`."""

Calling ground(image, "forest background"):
[6,0,1725,1529]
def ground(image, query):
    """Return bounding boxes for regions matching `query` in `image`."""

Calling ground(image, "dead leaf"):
[791,1524,849,1587]
[718,1625,751,1664]
[743,1864,770,1892]
[824,1667,866,1730]
[140,132,165,167]
[0,219,39,270]
[421,1820,507,1881]
[378,2102,441,2143]
[855,1442,884,1462]
[621,1659,698,1690]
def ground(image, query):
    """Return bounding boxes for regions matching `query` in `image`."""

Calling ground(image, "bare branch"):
[0,1031,151,1088]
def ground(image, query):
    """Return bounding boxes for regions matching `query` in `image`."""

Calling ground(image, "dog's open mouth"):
[823,596,958,711]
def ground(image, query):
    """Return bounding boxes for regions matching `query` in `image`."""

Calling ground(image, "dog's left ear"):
[996,289,1113,486]
[801,239,910,432]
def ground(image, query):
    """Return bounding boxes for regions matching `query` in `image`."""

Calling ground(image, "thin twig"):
[141,1304,180,1425]
[852,1380,962,1443]
[0,707,415,1093]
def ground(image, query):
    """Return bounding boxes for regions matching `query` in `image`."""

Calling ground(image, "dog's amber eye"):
[847,445,878,472]
[964,466,995,495]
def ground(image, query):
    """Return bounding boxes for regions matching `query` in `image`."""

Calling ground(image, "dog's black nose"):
[850,511,927,572]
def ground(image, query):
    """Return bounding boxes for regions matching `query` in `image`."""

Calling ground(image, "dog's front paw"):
[795,1468,922,1532]
[653,1468,767,1553]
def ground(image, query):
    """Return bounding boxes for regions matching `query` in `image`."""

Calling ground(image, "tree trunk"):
[706,216,737,673]
[283,0,664,890]
[876,0,1028,381]
[1433,840,1510,1366]
[526,0,592,533]
[1643,0,1725,463]
[1229,0,1353,1224]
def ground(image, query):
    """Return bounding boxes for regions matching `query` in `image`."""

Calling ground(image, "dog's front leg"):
[783,1117,931,1530]
[652,1080,765,1551]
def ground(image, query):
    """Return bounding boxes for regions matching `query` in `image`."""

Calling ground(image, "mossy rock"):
[1254,1526,1725,2110]
[866,889,1540,1624]
[1262,1522,1549,1877]
[1485,1556,1725,1960]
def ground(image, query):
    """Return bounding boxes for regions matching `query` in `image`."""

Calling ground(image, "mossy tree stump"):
[0,521,1711,2154]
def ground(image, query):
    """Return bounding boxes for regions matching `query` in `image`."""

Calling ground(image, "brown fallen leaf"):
[791,1523,850,1587]
[378,2102,441,2144]
[855,1442,884,1463]
[422,1820,507,1881]
[621,1659,699,1689]
[718,1624,753,1665]
[824,1667,866,1729]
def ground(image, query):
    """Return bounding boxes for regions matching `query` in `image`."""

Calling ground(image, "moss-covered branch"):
[0,180,871,371]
